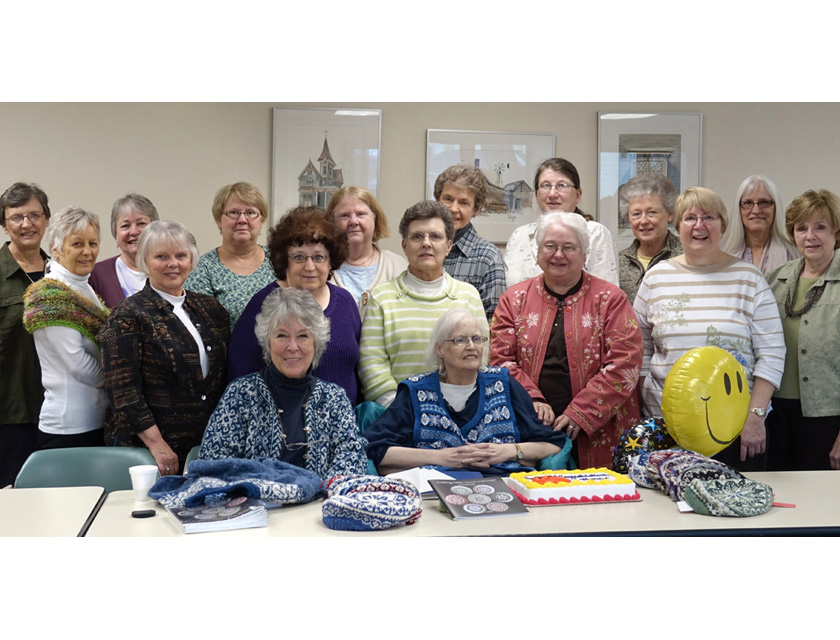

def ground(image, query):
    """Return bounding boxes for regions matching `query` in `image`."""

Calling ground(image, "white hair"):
[48,207,100,254]
[135,220,200,275]
[424,308,488,376]
[535,211,590,254]
[721,174,796,256]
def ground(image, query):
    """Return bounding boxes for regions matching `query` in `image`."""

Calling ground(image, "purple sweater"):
[228,282,361,403]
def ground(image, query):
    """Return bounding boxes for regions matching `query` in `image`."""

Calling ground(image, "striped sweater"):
[633,256,785,416]
[358,271,488,402]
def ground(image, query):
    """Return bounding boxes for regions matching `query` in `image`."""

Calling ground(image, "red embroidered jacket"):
[490,273,642,468]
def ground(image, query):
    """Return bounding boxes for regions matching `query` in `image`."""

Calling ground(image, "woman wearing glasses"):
[491,211,642,469]
[185,182,274,327]
[633,187,785,471]
[504,157,619,287]
[0,183,51,486]
[358,201,487,407]
[199,287,367,479]
[617,173,683,303]
[227,206,360,403]
[365,308,566,476]
[721,175,799,274]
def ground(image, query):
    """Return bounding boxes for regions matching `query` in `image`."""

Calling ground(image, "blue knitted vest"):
[404,367,524,472]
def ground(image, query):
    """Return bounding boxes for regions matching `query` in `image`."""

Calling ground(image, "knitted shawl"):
[23,278,109,343]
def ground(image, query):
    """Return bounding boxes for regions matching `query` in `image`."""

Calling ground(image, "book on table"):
[165,496,268,533]
[428,477,529,520]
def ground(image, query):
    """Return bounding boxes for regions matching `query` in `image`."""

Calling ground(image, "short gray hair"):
[618,173,677,218]
[135,220,200,275]
[424,308,488,376]
[535,211,590,254]
[254,287,331,368]
[110,193,159,238]
[47,207,101,255]
[398,200,455,241]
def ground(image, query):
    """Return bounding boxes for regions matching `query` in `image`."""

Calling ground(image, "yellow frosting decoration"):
[509,468,633,490]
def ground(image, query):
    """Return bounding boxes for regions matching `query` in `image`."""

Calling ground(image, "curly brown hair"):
[267,206,349,280]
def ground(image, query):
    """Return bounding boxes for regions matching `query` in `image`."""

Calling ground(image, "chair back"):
[15,447,157,494]
[184,445,201,473]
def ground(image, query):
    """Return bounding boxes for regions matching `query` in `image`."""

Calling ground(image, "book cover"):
[428,477,529,520]
[166,496,268,533]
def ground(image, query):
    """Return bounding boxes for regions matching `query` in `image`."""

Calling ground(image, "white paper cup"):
[129,465,159,502]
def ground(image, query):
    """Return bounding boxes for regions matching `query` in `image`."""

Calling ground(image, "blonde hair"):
[674,187,728,233]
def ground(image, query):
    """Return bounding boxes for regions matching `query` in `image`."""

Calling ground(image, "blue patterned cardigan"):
[198,371,367,480]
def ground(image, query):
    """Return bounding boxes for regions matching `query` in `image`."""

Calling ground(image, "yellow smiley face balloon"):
[661,346,749,456]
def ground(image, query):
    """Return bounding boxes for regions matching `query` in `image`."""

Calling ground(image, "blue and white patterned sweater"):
[199,371,368,480]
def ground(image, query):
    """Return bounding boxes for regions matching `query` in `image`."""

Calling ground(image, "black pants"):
[0,423,39,487]
[766,398,840,471]
[38,428,105,451]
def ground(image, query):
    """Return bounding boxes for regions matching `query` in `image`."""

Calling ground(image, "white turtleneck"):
[151,286,209,378]
[34,260,108,435]
[403,270,447,296]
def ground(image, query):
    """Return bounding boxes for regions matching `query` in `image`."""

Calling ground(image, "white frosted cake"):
[507,468,640,505]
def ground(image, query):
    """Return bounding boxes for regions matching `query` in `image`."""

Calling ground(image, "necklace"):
[346,246,378,267]
[784,264,826,319]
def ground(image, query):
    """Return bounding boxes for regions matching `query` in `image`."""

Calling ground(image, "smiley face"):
[661,346,750,456]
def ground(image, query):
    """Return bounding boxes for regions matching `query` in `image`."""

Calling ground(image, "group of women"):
[2,157,839,489]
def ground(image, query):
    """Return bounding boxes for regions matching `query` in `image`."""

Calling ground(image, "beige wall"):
[3,102,840,258]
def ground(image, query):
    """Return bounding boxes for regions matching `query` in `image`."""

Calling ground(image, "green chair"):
[355,402,385,475]
[15,447,157,494]
[184,445,201,472]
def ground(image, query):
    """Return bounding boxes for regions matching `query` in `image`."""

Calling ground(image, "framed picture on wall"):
[425,129,556,243]
[597,112,703,251]
[271,107,381,223]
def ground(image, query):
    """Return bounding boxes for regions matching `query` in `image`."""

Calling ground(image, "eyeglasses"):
[406,231,447,244]
[444,335,489,347]
[223,209,261,220]
[541,243,581,255]
[289,253,329,264]
[278,432,327,451]
[682,214,721,225]
[538,182,576,193]
[629,210,663,221]
[740,200,774,211]
[6,212,44,225]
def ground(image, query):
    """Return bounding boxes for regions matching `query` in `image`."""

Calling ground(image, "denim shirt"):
[767,249,840,417]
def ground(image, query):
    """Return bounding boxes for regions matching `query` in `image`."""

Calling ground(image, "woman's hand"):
[553,414,582,441]
[739,413,766,461]
[830,433,840,470]
[435,443,516,468]
[533,401,555,427]
[137,425,179,475]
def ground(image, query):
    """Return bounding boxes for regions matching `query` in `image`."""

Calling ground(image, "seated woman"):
[99,221,230,475]
[365,308,567,476]
[23,207,110,449]
[227,206,360,402]
[199,287,367,480]
[491,211,643,470]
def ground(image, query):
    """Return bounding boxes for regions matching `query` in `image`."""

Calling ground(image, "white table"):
[0,486,106,537]
[85,471,840,537]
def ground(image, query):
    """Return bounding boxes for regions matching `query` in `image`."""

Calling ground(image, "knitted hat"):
[322,475,423,531]
[682,477,773,517]
[613,416,677,473]
[674,460,744,502]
